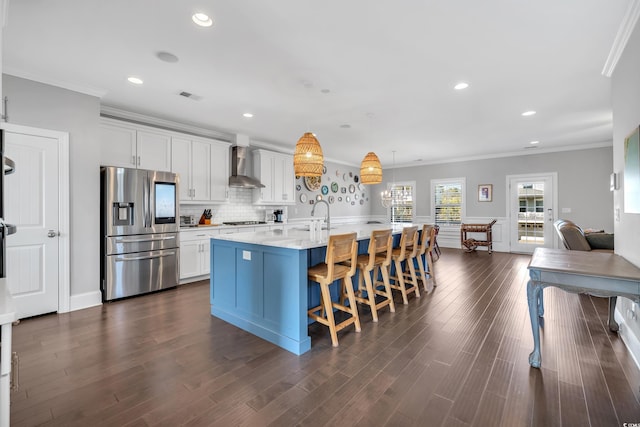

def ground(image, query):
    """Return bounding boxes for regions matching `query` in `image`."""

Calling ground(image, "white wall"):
[612,20,640,359]
[2,74,101,300]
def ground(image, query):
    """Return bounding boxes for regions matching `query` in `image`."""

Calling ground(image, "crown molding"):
[393,140,613,168]
[3,68,107,98]
[602,0,640,77]
[100,105,234,141]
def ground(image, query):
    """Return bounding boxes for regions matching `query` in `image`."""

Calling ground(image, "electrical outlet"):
[615,208,621,221]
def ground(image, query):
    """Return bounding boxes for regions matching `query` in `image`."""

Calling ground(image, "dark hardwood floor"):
[10,248,640,426]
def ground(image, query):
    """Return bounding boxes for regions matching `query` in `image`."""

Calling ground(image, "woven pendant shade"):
[293,132,324,177]
[360,152,383,184]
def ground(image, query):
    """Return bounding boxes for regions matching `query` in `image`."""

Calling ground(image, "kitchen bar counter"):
[209,223,410,354]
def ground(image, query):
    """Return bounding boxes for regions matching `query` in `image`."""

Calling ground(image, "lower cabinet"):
[179,231,214,282]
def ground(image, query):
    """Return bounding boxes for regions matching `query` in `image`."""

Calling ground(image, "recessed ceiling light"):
[127,77,143,85]
[454,82,469,90]
[243,113,254,118]
[192,13,213,27]
[320,89,331,94]
[339,124,351,129]
[530,140,540,145]
[522,110,536,117]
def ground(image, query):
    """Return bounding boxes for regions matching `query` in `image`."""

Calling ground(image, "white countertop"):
[0,278,16,326]
[211,223,414,250]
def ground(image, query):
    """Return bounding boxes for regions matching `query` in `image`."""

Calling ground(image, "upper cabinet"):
[252,149,295,205]
[171,136,230,203]
[100,118,231,204]
[99,118,171,172]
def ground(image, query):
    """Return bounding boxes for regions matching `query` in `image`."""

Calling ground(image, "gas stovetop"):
[222,221,267,226]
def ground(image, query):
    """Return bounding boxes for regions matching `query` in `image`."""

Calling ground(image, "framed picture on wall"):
[478,184,492,202]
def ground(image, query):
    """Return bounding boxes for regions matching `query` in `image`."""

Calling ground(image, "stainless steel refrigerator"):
[0,131,17,278]
[100,166,180,301]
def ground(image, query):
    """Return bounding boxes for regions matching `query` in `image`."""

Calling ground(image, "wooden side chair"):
[415,225,437,293]
[307,232,361,347]
[342,229,395,322]
[389,226,420,304]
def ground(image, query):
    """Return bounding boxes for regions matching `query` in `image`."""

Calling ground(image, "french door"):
[508,173,557,254]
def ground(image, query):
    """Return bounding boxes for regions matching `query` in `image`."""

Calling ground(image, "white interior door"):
[4,130,60,318]
[508,173,557,254]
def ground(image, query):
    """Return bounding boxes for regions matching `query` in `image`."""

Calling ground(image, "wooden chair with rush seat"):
[415,224,437,293]
[389,225,421,304]
[342,229,395,322]
[307,232,361,347]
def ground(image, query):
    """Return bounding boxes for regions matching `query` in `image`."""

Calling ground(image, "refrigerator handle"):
[143,175,151,228]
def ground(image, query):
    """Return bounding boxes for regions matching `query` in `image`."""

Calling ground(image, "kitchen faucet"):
[311,199,330,231]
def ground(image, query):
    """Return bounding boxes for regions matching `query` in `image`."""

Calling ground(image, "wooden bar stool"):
[307,232,361,347]
[389,226,420,304]
[343,229,395,322]
[415,225,437,293]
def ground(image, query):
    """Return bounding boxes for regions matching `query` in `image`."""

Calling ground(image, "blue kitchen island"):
[209,224,407,355]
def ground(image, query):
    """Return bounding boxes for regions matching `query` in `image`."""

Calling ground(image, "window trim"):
[431,177,466,227]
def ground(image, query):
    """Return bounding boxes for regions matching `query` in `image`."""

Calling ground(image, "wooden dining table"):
[526,247,640,368]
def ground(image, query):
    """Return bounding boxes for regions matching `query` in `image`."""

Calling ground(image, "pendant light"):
[360,152,383,184]
[293,132,324,177]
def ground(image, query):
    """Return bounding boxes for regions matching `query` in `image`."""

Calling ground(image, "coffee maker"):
[274,209,283,223]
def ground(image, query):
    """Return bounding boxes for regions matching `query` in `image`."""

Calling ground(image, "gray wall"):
[612,22,640,350]
[3,74,101,298]
[370,147,614,231]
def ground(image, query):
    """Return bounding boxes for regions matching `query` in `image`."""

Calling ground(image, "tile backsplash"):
[180,187,284,224]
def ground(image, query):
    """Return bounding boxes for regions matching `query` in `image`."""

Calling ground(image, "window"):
[387,181,415,223]
[432,178,465,226]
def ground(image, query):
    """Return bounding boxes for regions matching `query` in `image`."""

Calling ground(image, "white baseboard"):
[615,308,640,371]
[69,291,102,312]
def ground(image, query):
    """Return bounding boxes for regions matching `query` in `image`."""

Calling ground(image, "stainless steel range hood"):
[228,145,264,188]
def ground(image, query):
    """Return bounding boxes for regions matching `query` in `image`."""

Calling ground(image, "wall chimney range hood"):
[228,145,264,188]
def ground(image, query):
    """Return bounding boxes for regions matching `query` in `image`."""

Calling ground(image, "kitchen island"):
[209,223,408,355]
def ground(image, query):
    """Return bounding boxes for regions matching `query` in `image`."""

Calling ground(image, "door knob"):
[47,230,58,238]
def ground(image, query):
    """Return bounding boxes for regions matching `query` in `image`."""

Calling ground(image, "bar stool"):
[307,232,361,347]
[432,225,441,261]
[389,226,420,304]
[343,229,395,322]
[415,225,437,293]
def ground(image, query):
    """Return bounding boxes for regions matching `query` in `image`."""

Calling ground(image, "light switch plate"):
[242,250,251,260]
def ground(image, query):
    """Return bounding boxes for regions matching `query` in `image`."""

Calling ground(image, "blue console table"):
[527,248,640,368]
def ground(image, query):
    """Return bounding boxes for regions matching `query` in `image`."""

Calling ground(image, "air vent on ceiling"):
[178,91,202,101]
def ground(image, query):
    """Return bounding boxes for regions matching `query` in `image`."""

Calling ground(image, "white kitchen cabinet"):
[209,141,230,202]
[179,230,215,281]
[99,118,171,172]
[172,136,229,203]
[172,137,211,202]
[252,149,295,205]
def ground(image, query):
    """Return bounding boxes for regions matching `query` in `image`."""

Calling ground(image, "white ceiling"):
[2,1,632,167]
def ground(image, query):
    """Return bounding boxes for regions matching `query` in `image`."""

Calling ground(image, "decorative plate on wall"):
[354,175,359,183]
[309,199,315,205]
[338,197,343,202]
[331,182,339,193]
[316,194,323,201]
[360,199,364,205]
[304,176,322,191]
[349,184,356,193]
[328,195,335,204]
[346,196,351,203]
[296,184,301,191]
[341,187,347,194]
[351,201,355,205]
[322,165,327,174]
[321,185,329,195]
[299,194,307,203]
